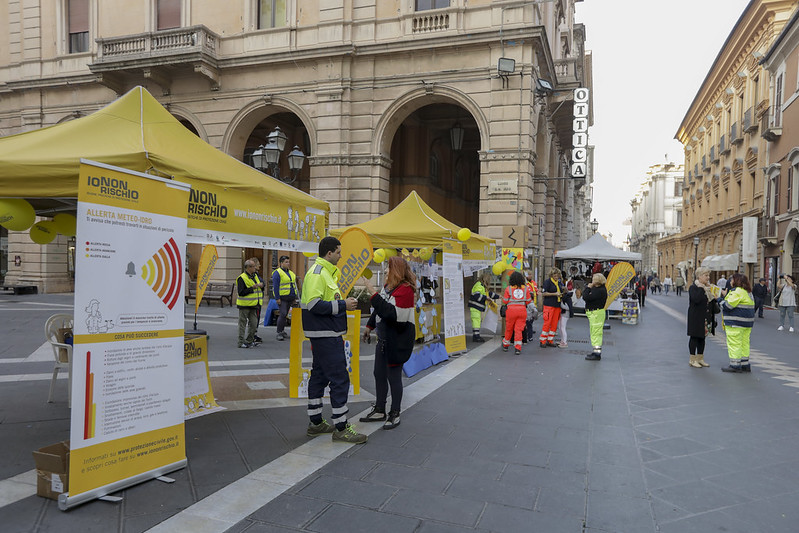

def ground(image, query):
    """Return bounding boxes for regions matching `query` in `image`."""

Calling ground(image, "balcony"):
[730,122,743,144]
[743,107,757,133]
[761,110,782,142]
[702,155,709,171]
[719,134,729,155]
[760,215,778,244]
[412,11,451,33]
[710,145,718,163]
[90,25,221,94]
[554,58,582,86]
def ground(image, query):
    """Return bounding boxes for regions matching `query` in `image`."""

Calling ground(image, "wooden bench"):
[186,281,235,307]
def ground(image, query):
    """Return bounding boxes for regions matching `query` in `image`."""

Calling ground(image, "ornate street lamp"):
[693,236,700,277]
[450,122,464,151]
[251,127,306,184]
[590,218,599,234]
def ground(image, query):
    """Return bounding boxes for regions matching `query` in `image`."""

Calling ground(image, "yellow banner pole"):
[191,244,218,331]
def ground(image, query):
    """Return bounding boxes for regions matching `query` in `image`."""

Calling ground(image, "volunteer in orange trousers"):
[539,267,565,347]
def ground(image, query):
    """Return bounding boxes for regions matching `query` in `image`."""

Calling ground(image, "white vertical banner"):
[742,216,758,263]
[442,239,467,354]
[62,160,190,510]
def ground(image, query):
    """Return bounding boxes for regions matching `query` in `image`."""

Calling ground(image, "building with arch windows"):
[1,0,593,291]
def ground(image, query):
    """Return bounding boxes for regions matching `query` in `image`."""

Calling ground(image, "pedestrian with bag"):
[752,277,768,319]
[776,274,796,332]
[502,271,533,355]
[468,271,500,342]
[301,236,366,443]
[675,274,685,296]
[557,270,574,348]
[582,273,607,361]
[236,259,264,348]
[719,273,755,373]
[539,268,565,347]
[272,255,300,341]
[360,256,417,430]
[687,267,716,368]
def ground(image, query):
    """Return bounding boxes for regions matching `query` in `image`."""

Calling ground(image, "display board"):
[442,240,467,354]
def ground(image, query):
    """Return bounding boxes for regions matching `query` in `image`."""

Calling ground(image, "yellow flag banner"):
[604,262,636,309]
[338,227,373,297]
[195,244,218,314]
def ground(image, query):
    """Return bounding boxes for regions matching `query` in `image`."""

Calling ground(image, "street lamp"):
[658,251,662,276]
[251,126,306,184]
[693,236,700,277]
[590,218,599,234]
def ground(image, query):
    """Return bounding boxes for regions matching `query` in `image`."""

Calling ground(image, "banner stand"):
[58,459,186,510]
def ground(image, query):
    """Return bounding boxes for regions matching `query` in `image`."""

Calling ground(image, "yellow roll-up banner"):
[604,262,636,309]
[195,244,218,314]
[337,227,373,297]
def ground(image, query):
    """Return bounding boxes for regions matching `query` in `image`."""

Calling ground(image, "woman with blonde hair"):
[687,266,716,368]
[582,273,607,361]
[361,256,417,429]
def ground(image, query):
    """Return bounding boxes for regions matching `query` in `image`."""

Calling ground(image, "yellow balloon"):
[457,228,472,241]
[362,268,373,280]
[373,249,386,263]
[302,251,316,257]
[0,198,35,231]
[492,262,505,276]
[30,220,57,245]
[52,213,77,236]
[384,248,397,258]
[420,248,433,261]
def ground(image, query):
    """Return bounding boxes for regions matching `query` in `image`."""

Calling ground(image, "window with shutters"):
[67,0,89,53]
[774,72,783,128]
[416,0,450,10]
[157,0,181,30]
[259,0,287,29]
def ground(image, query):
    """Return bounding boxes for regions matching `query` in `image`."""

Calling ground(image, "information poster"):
[64,160,189,509]
[184,334,224,419]
[288,308,361,398]
[442,240,467,353]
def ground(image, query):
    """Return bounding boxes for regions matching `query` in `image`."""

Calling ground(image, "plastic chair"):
[44,313,73,405]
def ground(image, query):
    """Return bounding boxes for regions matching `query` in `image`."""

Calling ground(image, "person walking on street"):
[636,276,647,308]
[675,274,685,296]
[524,274,539,342]
[248,257,265,345]
[301,236,366,443]
[557,271,574,348]
[360,256,417,430]
[539,268,565,347]
[752,277,768,319]
[687,267,716,368]
[236,259,264,348]
[776,274,796,332]
[272,255,299,341]
[719,273,755,373]
[503,271,533,355]
[583,273,608,361]
[468,271,499,342]
[663,275,673,295]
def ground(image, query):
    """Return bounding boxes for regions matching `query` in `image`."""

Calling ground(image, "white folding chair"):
[44,313,73,406]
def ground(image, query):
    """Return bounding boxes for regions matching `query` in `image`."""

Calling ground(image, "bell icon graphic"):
[125,261,136,277]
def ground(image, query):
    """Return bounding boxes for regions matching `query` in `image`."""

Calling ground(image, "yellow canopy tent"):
[0,86,327,251]
[330,190,496,268]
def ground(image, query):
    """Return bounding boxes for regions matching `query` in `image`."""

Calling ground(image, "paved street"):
[2,291,799,532]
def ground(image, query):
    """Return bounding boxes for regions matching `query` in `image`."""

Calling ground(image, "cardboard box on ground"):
[32,441,70,500]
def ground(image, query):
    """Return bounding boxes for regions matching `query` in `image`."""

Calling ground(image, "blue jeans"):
[779,305,795,328]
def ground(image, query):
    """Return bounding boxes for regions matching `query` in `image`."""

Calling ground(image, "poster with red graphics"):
[62,160,190,510]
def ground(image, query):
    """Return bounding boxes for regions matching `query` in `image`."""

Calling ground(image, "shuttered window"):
[157,0,181,30]
[416,0,450,10]
[68,0,89,53]
[259,0,287,29]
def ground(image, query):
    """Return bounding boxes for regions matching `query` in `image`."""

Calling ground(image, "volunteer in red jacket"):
[502,270,533,355]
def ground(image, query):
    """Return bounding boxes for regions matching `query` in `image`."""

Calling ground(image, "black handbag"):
[499,304,507,317]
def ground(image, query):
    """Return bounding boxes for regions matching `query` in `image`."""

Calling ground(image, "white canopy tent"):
[554,233,642,262]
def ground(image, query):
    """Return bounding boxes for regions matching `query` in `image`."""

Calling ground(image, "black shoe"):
[585,353,601,361]
[472,335,485,343]
[502,345,509,352]
[359,406,387,422]
[514,348,521,355]
[741,364,751,372]
[253,335,263,343]
[383,411,400,430]
[721,365,743,373]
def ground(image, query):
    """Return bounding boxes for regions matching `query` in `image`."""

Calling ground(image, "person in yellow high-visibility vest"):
[236,259,264,348]
[272,255,299,341]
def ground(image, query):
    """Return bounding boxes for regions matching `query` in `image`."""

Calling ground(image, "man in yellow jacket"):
[236,259,264,348]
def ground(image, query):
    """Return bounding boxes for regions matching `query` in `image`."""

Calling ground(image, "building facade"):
[0,0,593,292]
[629,162,683,276]
[658,0,798,285]
[762,6,799,292]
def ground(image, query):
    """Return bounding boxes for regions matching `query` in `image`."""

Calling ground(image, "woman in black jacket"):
[687,267,715,368]
[360,256,417,429]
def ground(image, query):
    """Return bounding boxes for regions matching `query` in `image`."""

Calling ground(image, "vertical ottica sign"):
[571,88,590,179]
[61,160,190,510]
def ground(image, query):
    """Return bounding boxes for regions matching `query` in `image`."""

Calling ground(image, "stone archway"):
[167,104,207,140]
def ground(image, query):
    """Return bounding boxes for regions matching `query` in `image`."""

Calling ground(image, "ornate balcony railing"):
[95,25,219,62]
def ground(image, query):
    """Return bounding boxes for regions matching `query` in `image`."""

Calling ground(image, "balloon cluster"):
[0,199,77,245]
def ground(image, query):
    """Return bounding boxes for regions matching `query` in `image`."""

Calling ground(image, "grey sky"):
[577,0,750,245]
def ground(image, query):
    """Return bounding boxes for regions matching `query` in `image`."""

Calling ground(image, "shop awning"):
[701,253,739,271]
